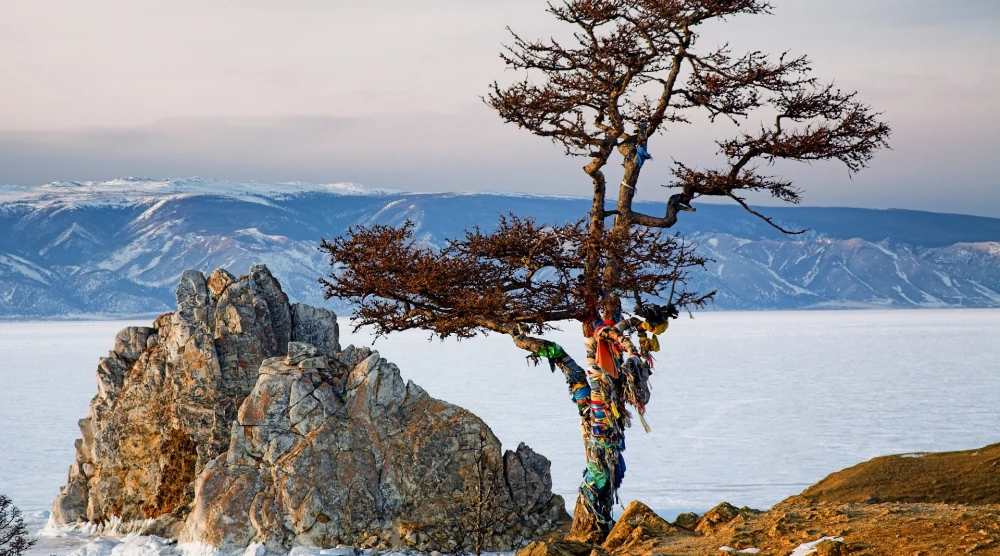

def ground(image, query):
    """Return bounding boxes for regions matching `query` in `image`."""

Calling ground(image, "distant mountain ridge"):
[2,177,999,318]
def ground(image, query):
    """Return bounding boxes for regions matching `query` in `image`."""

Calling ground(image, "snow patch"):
[60,535,450,556]
[969,281,1000,303]
[0,253,53,284]
[41,516,156,538]
[39,223,105,255]
[234,228,291,243]
[874,241,898,259]
[933,270,953,288]
[802,251,825,287]
[756,262,815,296]
[789,537,844,556]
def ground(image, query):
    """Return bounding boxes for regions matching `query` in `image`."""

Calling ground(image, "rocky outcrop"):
[183,343,567,551]
[51,266,568,551]
[52,265,302,527]
[601,501,683,552]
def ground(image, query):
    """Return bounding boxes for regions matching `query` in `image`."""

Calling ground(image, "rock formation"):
[51,265,569,551]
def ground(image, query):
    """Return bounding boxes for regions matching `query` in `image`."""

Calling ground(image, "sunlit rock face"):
[51,265,568,551]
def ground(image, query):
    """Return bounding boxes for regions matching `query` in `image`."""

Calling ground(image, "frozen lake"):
[2,309,999,553]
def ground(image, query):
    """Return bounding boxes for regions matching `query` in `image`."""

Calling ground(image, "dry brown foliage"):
[320,215,710,341]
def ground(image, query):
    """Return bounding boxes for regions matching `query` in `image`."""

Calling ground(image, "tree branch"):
[725,193,808,235]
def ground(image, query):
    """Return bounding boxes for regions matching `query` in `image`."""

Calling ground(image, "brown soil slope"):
[802,443,1000,504]
[525,499,1000,555]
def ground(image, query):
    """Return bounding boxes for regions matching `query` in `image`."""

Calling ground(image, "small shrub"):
[0,494,35,556]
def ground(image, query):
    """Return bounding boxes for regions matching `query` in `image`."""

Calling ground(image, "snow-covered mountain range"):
[2,177,1000,318]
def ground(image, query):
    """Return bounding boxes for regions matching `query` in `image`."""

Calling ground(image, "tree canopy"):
[321,216,710,344]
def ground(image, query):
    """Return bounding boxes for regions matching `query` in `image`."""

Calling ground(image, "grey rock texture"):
[291,303,340,355]
[51,265,568,551]
[183,347,567,552]
[51,265,302,528]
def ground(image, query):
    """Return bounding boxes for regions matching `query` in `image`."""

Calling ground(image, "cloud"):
[0,111,575,193]
[0,107,997,217]
[866,0,1000,26]
[0,0,996,217]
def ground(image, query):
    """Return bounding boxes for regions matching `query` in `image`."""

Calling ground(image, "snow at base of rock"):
[58,535,515,556]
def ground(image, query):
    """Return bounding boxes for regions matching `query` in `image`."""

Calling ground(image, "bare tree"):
[0,495,35,556]
[322,0,889,541]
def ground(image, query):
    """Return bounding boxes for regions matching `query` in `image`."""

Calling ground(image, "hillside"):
[2,177,1000,317]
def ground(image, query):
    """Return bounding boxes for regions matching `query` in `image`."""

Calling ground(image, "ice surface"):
[3,309,999,555]
[0,320,149,512]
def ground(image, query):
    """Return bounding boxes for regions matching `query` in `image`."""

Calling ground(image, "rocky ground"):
[522,444,1000,555]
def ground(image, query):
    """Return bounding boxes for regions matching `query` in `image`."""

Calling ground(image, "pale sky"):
[0,0,998,216]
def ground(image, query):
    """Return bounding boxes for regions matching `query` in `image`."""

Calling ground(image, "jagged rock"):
[694,502,759,536]
[206,268,236,296]
[801,443,1000,505]
[505,443,555,514]
[113,326,155,362]
[694,502,739,535]
[516,539,595,556]
[291,303,340,355]
[51,265,302,526]
[566,496,605,544]
[602,501,685,551]
[286,341,319,364]
[51,265,569,552]
[814,538,843,555]
[182,348,569,551]
[672,512,699,531]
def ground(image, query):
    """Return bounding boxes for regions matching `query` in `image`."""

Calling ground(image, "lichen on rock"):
[51,265,569,551]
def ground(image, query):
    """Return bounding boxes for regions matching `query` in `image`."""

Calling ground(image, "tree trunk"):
[512,331,616,541]
[584,168,607,315]
[569,327,606,542]
[602,154,642,316]
[567,323,626,542]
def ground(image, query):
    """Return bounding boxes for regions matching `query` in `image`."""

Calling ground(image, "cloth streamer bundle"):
[535,314,657,531]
